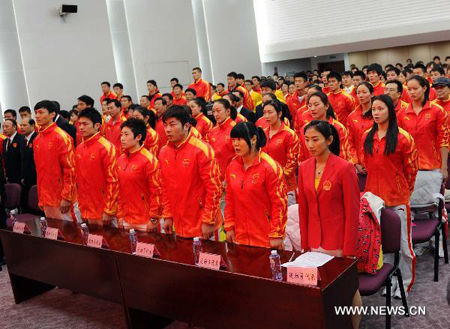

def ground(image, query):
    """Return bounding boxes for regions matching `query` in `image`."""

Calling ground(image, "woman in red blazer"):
[298,120,361,328]
[298,120,360,256]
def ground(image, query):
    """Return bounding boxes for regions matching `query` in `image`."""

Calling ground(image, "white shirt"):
[25,131,35,145]
[236,105,243,114]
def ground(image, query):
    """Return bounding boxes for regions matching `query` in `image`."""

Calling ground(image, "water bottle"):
[269,250,283,281]
[9,209,18,227]
[40,217,48,236]
[193,237,202,265]
[129,229,138,254]
[80,223,89,245]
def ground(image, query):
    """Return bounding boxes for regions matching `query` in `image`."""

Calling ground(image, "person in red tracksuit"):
[297,119,361,328]
[159,106,222,239]
[117,118,161,231]
[261,100,299,202]
[326,71,355,125]
[206,99,236,182]
[298,92,356,163]
[132,106,159,155]
[188,98,213,138]
[362,95,418,297]
[103,99,127,152]
[33,100,76,221]
[347,82,374,174]
[286,72,308,121]
[99,81,117,105]
[367,64,385,96]
[225,122,287,249]
[75,108,118,226]
[293,84,322,135]
[188,67,211,102]
[154,97,169,153]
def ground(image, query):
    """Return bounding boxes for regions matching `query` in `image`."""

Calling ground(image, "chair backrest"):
[357,173,366,193]
[380,208,401,253]
[4,183,22,209]
[27,185,40,213]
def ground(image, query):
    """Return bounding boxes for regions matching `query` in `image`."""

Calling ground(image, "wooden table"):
[0,218,358,329]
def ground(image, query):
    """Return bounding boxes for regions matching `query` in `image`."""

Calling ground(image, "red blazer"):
[298,153,359,256]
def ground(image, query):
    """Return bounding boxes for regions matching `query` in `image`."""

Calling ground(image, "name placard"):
[198,252,223,270]
[135,242,155,258]
[13,222,26,234]
[287,267,318,286]
[87,234,103,248]
[44,227,59,240]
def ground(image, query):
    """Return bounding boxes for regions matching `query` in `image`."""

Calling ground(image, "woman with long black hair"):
[363,94,418,297]
[298,91,355,163]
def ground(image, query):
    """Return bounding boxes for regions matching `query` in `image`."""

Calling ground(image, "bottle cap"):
[130,228,135,234]
[271,250,278,256]
[40,217,46,221]
[193,237,200,242]
[81,223,87,228]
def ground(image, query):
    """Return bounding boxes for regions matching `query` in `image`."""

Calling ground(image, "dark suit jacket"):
[21,132,38,186]
[239,107,256,123]
[56,116,76,146]
[2,133,25,184]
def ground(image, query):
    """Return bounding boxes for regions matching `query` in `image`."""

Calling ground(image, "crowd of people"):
[1,55,450,328]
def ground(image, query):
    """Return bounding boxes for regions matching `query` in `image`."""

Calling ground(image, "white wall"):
[106,0,138,102]
[0,0,29,114]
[124,0,200,96]
[202,0,261,84]
[12,0,117,111]
[262,58,311,76]
[254,0,450,62]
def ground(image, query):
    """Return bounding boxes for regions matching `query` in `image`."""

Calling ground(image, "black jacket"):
[238,107,256,123]
[2,133,25,184]
[56,116,76,146]
[21,132,38,186]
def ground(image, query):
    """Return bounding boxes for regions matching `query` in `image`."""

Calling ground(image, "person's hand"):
[355,164,367,175]
[163,218,173,234]
[270,238,284,250]
[226,230,236,243]
[60,199,71,214]
[201,223,215,240]
[102,213,114,226]
[147,218,159,232]
[441,166,448,181]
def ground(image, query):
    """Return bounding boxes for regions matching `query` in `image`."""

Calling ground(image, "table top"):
[5,217,356,290]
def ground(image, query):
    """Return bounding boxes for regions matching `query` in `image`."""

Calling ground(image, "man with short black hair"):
[232,90,256,123]
[147,80,162,108]
[103,99,127,151]
[33,100,76,221]
[413,63,437,100]
[342,71,354,94]
[120,95,133,118]
[18,106,32,121]
[185,88,197,102]
[76,108,118,226]
[20,118,37,210]
[286,72,308,121]
[113,83,124,100]
[154,97,169,150]
[227,72,253,110]
[170,77,179,88]
[159,106,221,238]
[100,81,117,104]
[3,119,25,184]
[162,93,173,107]
[77,95,95,111]
[172,84,187,105]
[367,63,385,95]
[117,118,161,231]
[188,67,211,101]
[385,80,409,112]
[327,71,355,125]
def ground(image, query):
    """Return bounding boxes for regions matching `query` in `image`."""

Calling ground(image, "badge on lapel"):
[323,180,332,191]
[12,143,17,148]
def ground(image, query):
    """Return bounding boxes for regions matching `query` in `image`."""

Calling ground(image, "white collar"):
[8,131,17,141]
[237,105,243,113]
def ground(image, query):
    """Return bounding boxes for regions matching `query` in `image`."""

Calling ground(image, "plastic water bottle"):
[80,223,89,245]
[40,217,48,236]
[9,209,18,227]
[269,250,283,281]
[193,237,202,264]
[129,229,138,254]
